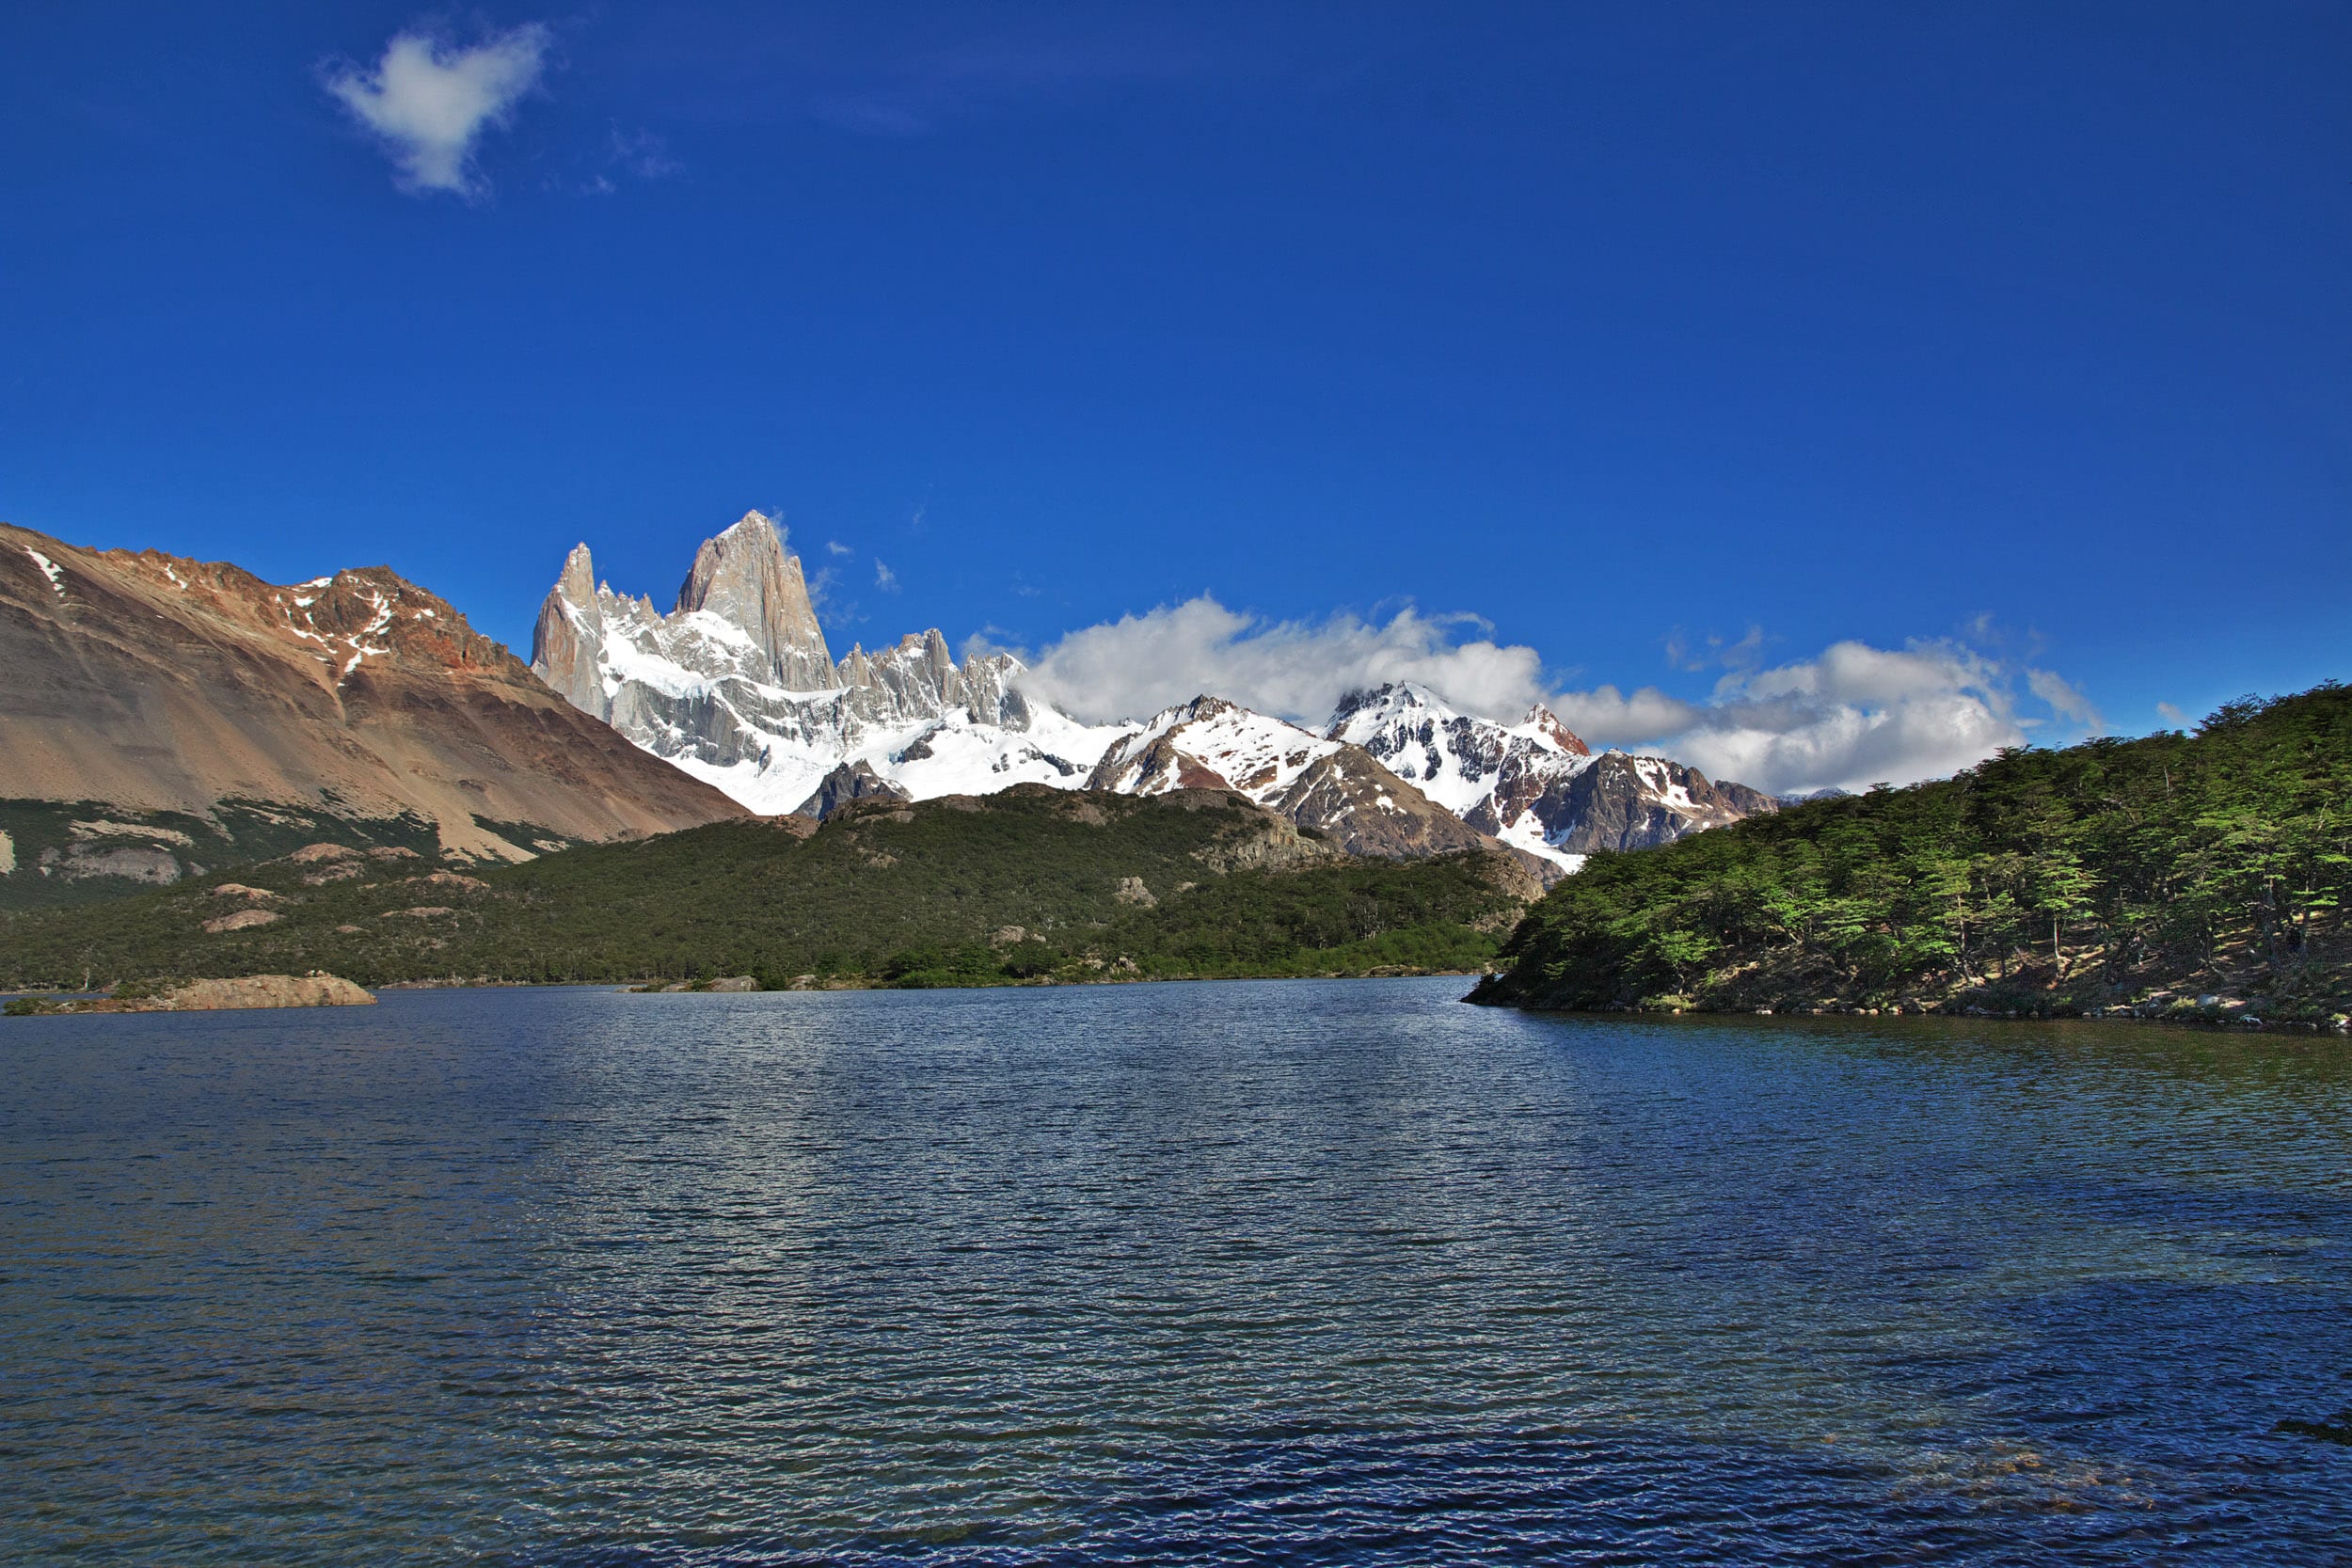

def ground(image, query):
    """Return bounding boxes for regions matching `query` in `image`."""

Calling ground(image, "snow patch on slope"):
[24,548,65,595]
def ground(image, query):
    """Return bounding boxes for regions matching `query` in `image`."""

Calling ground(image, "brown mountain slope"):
[0,523,742,876]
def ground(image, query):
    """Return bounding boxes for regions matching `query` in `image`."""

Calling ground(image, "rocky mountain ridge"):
[1083,695,1506,865]
[529,514,1779,873]
[1,521,741,906]
[532,512,1117,816]
[1328,682,1777,871]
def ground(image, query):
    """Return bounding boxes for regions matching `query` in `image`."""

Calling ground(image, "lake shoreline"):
[1473,993,2352,1035]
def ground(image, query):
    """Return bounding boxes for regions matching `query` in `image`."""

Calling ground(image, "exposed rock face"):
[793,760,913,821]
[531,514,1123,814]
[675,513,835,689]
[1491,752,1778,853]
[532,544,606,713]
[1,522,743,864]
[1327,682,1773,870]
[40,836,183,888]
[1269,745,1500,861]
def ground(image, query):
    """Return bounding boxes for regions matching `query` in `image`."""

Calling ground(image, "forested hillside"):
[1471,684,2352,1024]
[1,784,1536,993]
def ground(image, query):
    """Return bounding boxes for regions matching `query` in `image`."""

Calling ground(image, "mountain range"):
[0,510,1777,905]
[530,511,1780,877]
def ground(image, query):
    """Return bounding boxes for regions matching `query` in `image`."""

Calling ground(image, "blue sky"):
[3,3,2346,790]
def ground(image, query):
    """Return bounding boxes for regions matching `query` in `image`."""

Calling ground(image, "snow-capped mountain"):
[1326,682,1776,872]
[529,514,1774,877]
[530,512,1135,815]
[1084,695,1498,862]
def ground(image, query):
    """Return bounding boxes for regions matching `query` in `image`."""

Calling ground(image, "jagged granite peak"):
[532,543,606,713]
[556,541,597,606]
[531,515,1136,814]
[673,510,834,689]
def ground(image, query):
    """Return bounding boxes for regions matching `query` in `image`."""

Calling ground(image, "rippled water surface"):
[3,979,2348,1564]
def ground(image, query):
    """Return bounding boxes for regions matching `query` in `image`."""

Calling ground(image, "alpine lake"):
[3,978,2345,1564]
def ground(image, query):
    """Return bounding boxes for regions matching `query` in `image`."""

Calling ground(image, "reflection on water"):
[2,981,2346,1563]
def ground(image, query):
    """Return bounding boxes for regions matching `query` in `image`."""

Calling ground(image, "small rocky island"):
[6,974,375,1016]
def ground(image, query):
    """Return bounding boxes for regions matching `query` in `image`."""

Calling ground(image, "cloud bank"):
[1558,641,2097,796]
[323,24,550,197]
[1014,597,1547,730]
[1010,595,2101,798]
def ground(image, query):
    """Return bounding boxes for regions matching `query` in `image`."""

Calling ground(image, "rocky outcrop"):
[7,973,375,1015]
[646,975,760,992]
[0,522,744,869]
[792,760,913,821]
[1269,746,1497,860]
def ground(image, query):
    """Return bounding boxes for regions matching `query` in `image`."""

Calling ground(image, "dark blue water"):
[2,979,2346,1564]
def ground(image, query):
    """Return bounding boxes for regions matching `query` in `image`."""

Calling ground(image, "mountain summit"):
[530,515,1106,814]
[1327,682,1773,871]
[674,511,834,689]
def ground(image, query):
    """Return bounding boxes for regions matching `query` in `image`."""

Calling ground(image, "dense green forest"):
[0,785,1533,994]
[1471,683,2352,1023]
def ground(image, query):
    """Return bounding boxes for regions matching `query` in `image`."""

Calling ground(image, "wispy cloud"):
[607,125,679,180]
[323,23,550,198]
[825,540,853,558]
[1663,625,1766,674]
[874,559,899,592]
[2026,668,2105,733]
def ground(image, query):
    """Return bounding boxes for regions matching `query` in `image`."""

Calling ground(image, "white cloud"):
[826,540,853,557]
[874,559,899,592]
[1547,684,1705,738]
[1555,640,2061,796]
[1011,594,2099,799]
[323,24,550,198]
[1014,595,1547,726]
[2155,701,2187,727]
